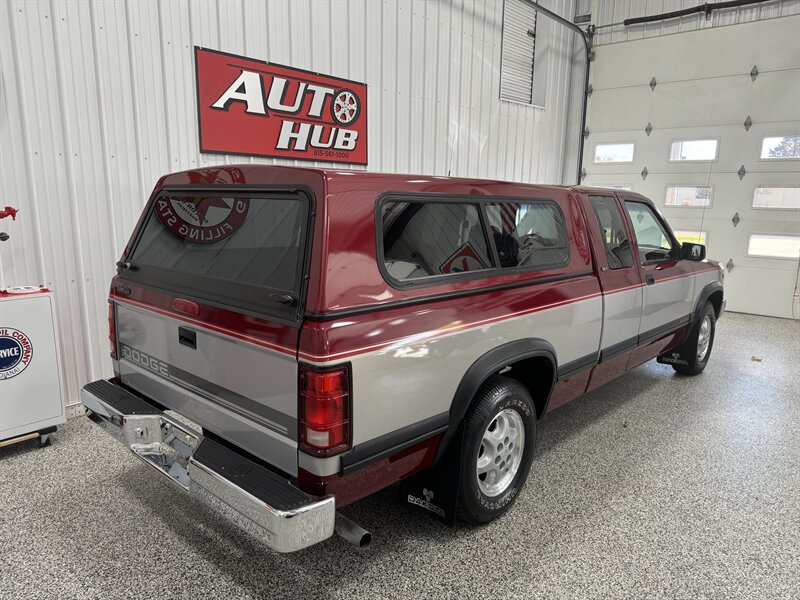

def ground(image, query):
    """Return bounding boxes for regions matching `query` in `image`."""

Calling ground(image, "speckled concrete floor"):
[1,313,799,599]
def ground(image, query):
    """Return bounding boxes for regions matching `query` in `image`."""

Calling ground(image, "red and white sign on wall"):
[195,47,367,165]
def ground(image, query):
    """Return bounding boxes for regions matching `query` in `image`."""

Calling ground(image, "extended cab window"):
[127,193,308,315]
[484,201,568,269]
[589,195,633,269]
[624,201,675,263]
[382,201,492,281]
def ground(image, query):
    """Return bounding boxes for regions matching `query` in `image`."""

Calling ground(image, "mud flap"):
[399,425,465,527]
[657,321,694,366]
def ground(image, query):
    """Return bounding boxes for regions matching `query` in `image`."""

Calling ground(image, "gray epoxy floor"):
[1,312,799,599]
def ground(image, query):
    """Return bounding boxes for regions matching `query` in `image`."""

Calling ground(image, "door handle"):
[646,274,655,285]
[178,327,196,349]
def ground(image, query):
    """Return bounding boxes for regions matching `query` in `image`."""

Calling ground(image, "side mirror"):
[680,242,706,261]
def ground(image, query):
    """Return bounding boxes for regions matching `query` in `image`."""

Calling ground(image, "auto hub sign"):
[195,47,367,164]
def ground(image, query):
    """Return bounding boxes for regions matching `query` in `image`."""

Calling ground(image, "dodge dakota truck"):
[81,165,724,552]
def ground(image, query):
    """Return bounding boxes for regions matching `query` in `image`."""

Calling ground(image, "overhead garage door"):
[583,15,800,319]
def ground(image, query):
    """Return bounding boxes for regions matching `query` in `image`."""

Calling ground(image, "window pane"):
[382,201,492,281]
[760,136,800,159]
[625,201,674,263]
[669,139,718,161]
[589,195,633,269]
[674,230,707,245]
[665,185,712,207]
[753,187,800,209]
[747,234,800,259]
[594,143,635,163]
[132,195,306,293]
[484,201,569,269]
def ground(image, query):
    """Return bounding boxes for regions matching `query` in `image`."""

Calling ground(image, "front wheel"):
[673,302,716,375]
[456,375,536,524]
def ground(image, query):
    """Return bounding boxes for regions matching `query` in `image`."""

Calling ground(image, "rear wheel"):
[673,302,716,375]
[456,375,536,524]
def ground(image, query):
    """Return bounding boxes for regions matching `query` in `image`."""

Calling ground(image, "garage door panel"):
[579,173,639,191]
[592,15,800,89]
[589,70,800,132]
[724,267,799,317]
[587,124,800,178]
[585,174,800,214]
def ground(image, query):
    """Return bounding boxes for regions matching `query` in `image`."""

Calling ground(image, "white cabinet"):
[0,289,66,444]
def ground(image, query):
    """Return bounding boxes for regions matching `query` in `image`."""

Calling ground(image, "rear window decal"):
[156,196,250,244]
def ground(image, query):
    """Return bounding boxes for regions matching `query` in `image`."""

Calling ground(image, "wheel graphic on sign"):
[331,89,361,125]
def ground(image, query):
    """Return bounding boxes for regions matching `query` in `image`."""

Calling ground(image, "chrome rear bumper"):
[81,379,335,553]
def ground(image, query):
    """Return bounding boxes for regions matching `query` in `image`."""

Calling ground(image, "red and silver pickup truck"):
[82,165,724,551]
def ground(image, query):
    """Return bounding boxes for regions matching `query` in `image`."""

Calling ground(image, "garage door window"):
[665,185,712,207]
[752,187,800,209]
[594,143,635,163]
[669,139,718,162]
[747,234,800,259]
[760,136,800,160]
[674,230,707,245]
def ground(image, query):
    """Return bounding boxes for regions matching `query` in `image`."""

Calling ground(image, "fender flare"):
[436,338,557,462]
[692,280,723,325]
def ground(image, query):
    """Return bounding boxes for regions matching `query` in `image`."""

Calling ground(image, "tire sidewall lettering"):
[473,394,533,512]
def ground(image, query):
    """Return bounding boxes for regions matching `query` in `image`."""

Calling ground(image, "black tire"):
[36,435,51,448]
[673,302,716,375]
[456,375,536,524]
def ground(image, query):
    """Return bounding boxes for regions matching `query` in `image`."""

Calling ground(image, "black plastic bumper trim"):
[193,437,311,511]
[82,379,161,415]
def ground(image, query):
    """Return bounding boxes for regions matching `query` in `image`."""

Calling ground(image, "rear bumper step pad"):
[81,379,334,553]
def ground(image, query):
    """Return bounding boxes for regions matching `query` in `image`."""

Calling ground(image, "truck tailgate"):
[111,188,313,477]
[116,298,300,475]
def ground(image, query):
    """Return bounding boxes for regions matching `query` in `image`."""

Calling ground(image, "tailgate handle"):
[178,327,197,349]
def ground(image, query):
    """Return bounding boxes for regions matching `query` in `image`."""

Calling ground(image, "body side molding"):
[340,412,449,475]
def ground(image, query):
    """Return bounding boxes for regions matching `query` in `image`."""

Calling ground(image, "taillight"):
[108,302,117,359]
[299,365,351,457]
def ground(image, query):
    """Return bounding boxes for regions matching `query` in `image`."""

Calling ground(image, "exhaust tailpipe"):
[335,513,371,548]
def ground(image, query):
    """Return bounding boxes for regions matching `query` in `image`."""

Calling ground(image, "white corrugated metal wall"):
[586,0,800,45]
[0,0,583,409]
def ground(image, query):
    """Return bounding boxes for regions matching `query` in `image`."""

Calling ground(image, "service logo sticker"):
[156,196,250,244]
[0,328,33,380]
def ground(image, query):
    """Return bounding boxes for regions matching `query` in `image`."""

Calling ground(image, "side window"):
[484,201,569,269]
[624,201,675,263]
[381,201,492,282]
[589,195,633,269]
